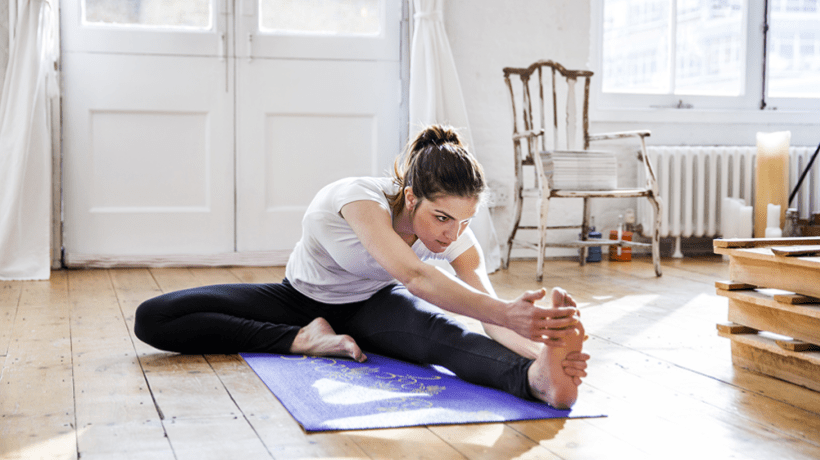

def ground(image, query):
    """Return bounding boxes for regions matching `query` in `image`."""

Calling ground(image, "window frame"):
[590,0,820,124]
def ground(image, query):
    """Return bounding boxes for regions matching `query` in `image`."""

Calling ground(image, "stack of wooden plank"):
[714,237,820,392]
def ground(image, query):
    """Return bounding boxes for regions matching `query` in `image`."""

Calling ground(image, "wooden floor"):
[2,256,820,459]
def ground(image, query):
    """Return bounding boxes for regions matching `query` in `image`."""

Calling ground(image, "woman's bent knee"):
[133,297,170,349]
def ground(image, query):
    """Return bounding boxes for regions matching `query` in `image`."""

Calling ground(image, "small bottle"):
[609,214,633,261]
[586,217,602,263]
[784,208,800,237]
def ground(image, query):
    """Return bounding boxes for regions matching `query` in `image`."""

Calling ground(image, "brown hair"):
[387,125,486,216]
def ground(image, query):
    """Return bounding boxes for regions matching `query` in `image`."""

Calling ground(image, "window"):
[768,1,820,98]
[260,0,381,35]
[594,0,820,112]
[83,0,212,29]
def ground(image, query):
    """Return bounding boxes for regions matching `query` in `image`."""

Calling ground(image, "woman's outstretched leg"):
[339,284,535,400]
[339,284,587,407]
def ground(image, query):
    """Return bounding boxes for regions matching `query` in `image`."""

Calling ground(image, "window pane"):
[675,0,745,96]
[84,0,211,28]
[768,6,820,97]
[602,0,671,94]
[260,0,380,35]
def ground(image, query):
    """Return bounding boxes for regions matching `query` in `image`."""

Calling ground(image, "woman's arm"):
[340,200,578,344]
[451,244,589,385]
[449,244,554,359]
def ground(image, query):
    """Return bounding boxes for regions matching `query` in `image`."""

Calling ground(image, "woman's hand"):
[504,288,580,346]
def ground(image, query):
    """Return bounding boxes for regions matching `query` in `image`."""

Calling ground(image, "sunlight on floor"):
[451,424,506,447]
[584,293,660,334]
[8,428,85,460]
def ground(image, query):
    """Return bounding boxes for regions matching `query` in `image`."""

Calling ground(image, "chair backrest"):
[503,60,593,163]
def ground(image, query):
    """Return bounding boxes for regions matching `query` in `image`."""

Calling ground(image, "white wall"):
[444,0,594,258]
[445,0,820,259]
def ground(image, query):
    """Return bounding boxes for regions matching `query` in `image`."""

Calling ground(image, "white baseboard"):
[64,250,292,268]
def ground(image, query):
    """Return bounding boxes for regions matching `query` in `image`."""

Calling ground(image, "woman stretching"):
[134,125,589,409]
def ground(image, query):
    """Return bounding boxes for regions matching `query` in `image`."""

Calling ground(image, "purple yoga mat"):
[241,352,603,432]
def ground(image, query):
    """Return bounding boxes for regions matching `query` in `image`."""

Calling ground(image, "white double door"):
[62,0,402,264]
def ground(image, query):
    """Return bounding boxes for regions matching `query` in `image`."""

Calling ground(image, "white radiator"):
[638,146,819,253]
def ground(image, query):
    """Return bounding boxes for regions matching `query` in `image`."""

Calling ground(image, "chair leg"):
[649,194,663,277]
[502,234,513,270]
[580,197,590,266]
[504,186,525,270]
[537,195,550,282]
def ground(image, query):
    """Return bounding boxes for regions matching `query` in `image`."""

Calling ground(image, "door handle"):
[247,33,253,63]
[219,32,226,61]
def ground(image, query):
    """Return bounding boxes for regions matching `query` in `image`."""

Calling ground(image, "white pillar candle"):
[722,197,745,239]
[738,205,754,239]
[767,203,782,229]
[755,131,790,237]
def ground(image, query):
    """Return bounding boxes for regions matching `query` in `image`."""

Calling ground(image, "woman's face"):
[408,192,479,253]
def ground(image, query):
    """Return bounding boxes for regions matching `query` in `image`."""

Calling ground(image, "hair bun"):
[416,125,463,150]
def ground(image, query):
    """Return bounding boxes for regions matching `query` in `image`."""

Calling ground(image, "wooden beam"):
[68,269,174,459]
[727,333,820,393]
[0,281,22,357]
[773,293,820,304]
[776,339,820,352]
[771,245,820,257]
[715,280,756,290]
[714,237,820,249]
[718,290,820,346]
[206,354,373,459]
[716,322,757,335]
[0,273,76,459]
[726,252,820,299]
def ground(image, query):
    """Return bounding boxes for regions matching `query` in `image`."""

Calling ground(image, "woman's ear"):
[404,187,417,211]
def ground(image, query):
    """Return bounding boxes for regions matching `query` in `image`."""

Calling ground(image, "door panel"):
[61,0,403,264]
[235,58,400,252]
[234,0,401,255]
[89,111,210,210]
[63,53,234,256]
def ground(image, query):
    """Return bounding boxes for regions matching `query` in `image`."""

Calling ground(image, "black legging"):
[134,279,535,399]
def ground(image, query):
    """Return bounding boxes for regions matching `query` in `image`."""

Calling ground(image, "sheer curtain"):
[409,0,501,272]
[0,0,57,280]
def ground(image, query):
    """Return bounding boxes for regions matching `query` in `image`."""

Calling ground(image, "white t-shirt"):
[285,176,478,304]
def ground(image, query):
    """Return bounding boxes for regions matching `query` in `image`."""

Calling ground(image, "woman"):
[135,125,589,409]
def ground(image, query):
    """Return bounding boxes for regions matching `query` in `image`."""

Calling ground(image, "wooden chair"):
[502,60,662,281]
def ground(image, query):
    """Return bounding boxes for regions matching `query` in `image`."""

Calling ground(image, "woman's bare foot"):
[289,317,367,362]
[527,288,586,409]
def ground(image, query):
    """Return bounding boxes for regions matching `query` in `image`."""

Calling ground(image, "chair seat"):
[521,188,652,199]
[551,188,653,198]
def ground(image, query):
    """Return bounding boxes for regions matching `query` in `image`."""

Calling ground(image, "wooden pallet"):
[716,288,820,347]
[714,237,820,392]
[714,237,820,299]
[717,323,820,393]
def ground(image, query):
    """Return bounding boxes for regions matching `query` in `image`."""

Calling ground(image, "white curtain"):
[409,0,501,272]
[0,0,57,280]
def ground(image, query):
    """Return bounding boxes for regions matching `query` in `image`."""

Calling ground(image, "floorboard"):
[2,256,820,459]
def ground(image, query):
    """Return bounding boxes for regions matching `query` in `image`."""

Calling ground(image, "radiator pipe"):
[788,141,820,206]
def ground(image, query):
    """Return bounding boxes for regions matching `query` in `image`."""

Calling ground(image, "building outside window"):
[595,0,820,111]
